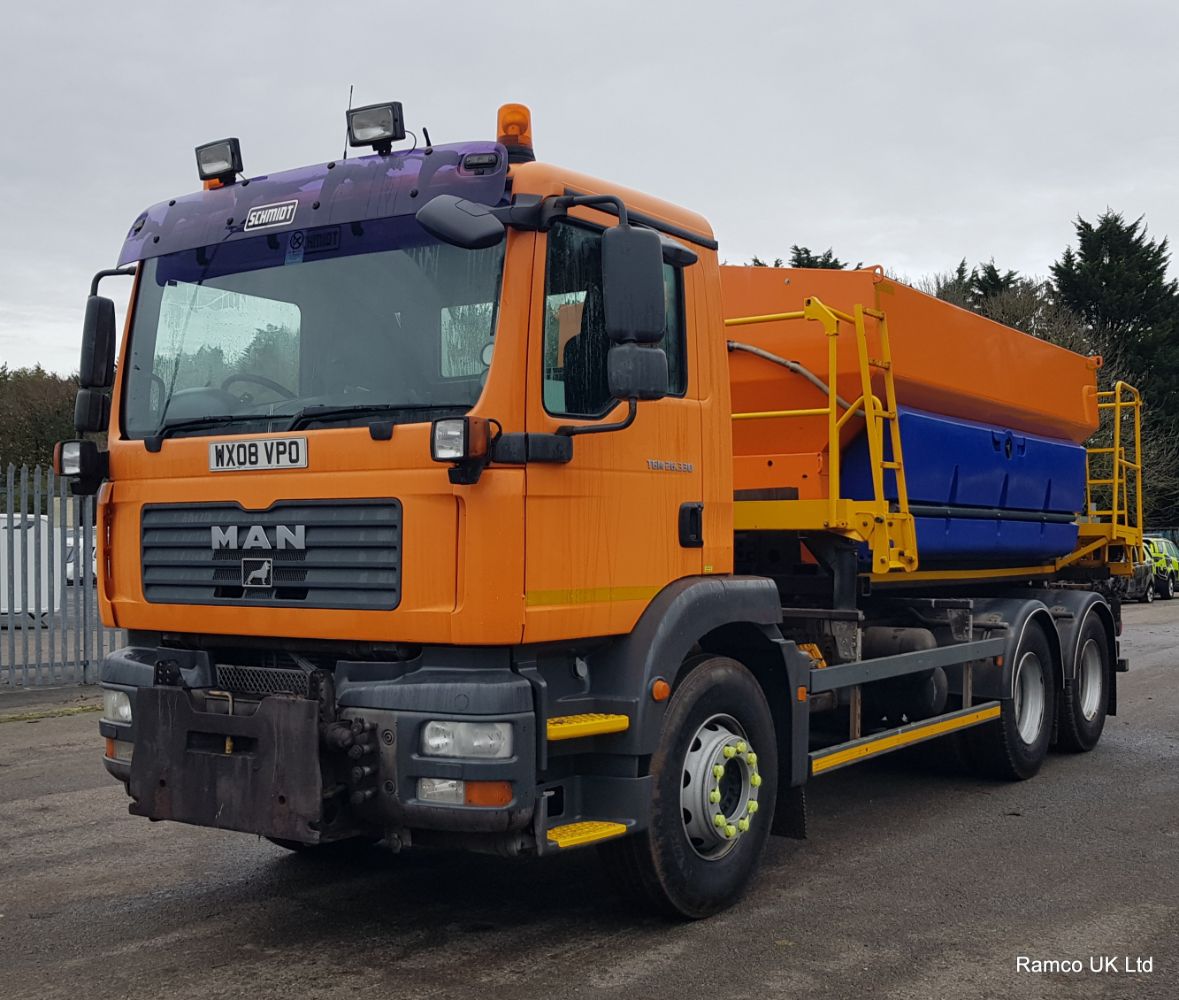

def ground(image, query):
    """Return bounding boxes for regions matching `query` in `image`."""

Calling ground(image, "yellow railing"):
[727,297,918,574]
[1083,381,1143,551]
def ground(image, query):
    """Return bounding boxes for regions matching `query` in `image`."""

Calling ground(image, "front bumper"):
[100,645,538,842]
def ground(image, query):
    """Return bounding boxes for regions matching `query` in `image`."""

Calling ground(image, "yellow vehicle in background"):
[1143,536,1179,600]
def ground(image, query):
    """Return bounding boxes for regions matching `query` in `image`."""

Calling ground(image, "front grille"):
[215,664,311,697]
[141,500,401,610]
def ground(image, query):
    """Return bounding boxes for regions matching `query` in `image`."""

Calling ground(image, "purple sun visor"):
[118,141,510,267]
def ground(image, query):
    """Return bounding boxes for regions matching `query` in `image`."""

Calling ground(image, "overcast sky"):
[2,1,1176,374]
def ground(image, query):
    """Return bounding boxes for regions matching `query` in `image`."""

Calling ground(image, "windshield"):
[122,215,505,439]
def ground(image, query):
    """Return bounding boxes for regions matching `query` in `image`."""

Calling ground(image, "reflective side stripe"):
[811,702,1001,776]
[525,585,659,607]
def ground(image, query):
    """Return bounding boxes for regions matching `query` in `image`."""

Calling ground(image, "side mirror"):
[608,343,668,401]
[416,195,505,250]
[53,439,108,496]
[80,295,117,388]
[602,224,665,343]
[75,388,111,433]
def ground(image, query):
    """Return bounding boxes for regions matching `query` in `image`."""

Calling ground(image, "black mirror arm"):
[546,193,629,228]
[89,266,136,297]
[492,193,632,233]
[556,398,637,438]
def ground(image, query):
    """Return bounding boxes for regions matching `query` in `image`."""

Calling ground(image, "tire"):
[598,656,778,919]
[1163,575,1176,600]
[965,622,1056,780]
[1056,615,1110,752]
[1140,579,1155,604]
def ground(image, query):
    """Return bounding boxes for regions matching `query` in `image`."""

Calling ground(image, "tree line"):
[0,365,78,472]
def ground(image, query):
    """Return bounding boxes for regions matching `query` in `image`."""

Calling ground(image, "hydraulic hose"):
[726,340,860,414]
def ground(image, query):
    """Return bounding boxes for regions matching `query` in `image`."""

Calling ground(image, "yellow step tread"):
[547,820,629,849]
[546,713,630,741]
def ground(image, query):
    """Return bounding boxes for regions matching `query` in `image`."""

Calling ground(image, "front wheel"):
[1162,575,1176,600]
[1140,579,1155,604]
[599,656,778,919]
[966,622,1056,780]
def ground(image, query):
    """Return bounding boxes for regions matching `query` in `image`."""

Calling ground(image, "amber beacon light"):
[497,103,535,163]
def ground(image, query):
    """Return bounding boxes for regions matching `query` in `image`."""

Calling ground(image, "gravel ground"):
[0,602,1175,999]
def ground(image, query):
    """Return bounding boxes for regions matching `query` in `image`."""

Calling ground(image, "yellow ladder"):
[727,297,918,574]
[850,303,917,572]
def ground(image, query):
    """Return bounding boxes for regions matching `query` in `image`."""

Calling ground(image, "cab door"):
[522,215,705,643]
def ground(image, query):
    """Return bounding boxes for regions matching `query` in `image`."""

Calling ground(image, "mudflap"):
[128,686,324,843]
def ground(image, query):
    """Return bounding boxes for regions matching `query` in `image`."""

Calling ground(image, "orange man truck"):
[57,102,1142,917]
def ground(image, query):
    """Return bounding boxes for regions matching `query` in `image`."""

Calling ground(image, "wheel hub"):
[1013,650,1046,744]
[1078,637,1104,721]
[680,714,761,860]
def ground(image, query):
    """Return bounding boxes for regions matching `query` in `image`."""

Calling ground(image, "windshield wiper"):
[144,413,283,452]
[286,403,466,432]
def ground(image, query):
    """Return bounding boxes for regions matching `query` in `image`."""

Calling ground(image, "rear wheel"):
[599,656,778,919]
[1056,615,1110,752]
[1140,579,1155,604]
[966,622,1056,780]
[1163,575,1176,600]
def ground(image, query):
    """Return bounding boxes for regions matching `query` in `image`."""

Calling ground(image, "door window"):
[541,221,685,418]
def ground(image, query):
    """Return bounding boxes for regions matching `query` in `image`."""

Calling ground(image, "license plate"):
[209,437,308,472]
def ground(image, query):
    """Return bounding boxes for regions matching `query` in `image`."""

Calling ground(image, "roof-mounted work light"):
[347,101,406,154]
[195,137,243,186]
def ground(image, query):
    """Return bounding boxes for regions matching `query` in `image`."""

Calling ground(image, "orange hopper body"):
[720,266,1101,501]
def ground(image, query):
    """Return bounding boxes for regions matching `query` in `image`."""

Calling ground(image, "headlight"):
[102,689,132,724]
[420,720,513,759]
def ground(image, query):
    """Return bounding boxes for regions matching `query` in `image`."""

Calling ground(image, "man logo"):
[243,199,298,232]
[241,558,273,589]
[211,524,306,551]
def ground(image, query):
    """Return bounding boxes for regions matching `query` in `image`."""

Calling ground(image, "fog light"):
[421,720,513,759]
[102,689,132,724]
[417,777,464,804]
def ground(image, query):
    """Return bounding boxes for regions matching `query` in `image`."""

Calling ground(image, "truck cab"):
[69,104,767,896]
